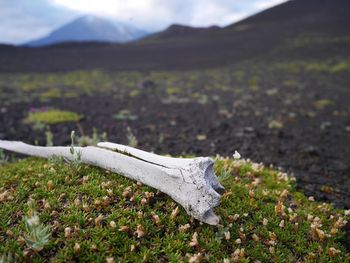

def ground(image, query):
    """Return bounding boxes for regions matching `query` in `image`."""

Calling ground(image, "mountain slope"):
[2,0,350,72]
[144,24,220,41]
[26,15,148,47]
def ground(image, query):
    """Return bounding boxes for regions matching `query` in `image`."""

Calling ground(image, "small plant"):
[45,129,53,147]
[126,127,138,147]
[314,99,335,110]
[0,252,16,263]
[217,166,232,183]
[24,199,51,252]
[0,149,8,165]
[31,121,46,131]
[69,131,82,173]
[113,110,138,121]
[48,155,64,166]
[77,128,108,146]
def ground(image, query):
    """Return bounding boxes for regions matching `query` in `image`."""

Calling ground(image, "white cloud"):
[51,0,288,30]
[254,0,288,10]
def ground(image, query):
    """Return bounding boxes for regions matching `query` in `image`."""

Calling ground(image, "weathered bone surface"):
[0,140,224,225]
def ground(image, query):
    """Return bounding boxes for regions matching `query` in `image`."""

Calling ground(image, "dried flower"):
[6,229,13,236]
[232,214,240,221]
[179,224,191,232]
[74,198,81,206]
[106,257,115,263]
[47,180,53,190]
[122,187,131,198]
[90,244,97,251]
[135,224,145,238]
[151,214,161,225]
[188,253,202,263]
[140,198,148,205]
[65,227,72,238]
[328,247,340,257]
[252,233,259,242]
[119,225,129,232]
[269,232,277,241]
[263,218,268,226]
[109,221,117,229]
[308,196,315,202]
[189,232,198,247]
[107,189,113,196]
[279,220,285,228]
[74,243,80,254]
[43,200,51,210]
[275,201,285,215]
[235,238,242,244]
[95,214,104,227]
[171,206,180,219]
[224,231,230,240]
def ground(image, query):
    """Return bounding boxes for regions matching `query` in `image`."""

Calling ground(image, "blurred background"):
[0,0,349,209]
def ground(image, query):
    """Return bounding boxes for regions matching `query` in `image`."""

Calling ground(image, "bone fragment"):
[0,140,224,225]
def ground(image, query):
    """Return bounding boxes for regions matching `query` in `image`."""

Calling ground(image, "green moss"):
[113,110,138,121]
[0,157,349,262]
[24,109,83,125]
[314,99,335,110]
[40,88,61,99]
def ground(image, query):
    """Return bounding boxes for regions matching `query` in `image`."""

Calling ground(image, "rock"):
[329,160,348,171]
[138,80,156,89]
[299,144,319,156]
[244,127,255,133]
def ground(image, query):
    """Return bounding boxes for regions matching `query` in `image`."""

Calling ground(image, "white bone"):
[0,140,224,225]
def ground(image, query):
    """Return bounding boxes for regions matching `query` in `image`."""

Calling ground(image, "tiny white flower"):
[233,151,241,160]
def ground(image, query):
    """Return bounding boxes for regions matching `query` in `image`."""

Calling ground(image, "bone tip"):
[203,209,220,225]
[213,184,226,195]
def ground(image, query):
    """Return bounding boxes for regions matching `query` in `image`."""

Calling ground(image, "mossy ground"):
[24,109,83,125]
[0,157,349,262]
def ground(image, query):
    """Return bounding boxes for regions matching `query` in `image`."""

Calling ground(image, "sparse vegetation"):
[126,127,138,147]
[0,149,8,165]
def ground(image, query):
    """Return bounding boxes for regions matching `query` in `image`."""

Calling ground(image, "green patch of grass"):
[314,99,335,110]
[40,88,61,99]
[276,60,350,74]
[113,110,138,121]
[24,109,83,125]
[0,157,349,262]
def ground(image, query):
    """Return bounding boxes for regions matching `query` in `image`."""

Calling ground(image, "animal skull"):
[0,140,224,225]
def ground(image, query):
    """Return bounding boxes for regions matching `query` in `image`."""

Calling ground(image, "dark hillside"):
[143,24,221,40]
[0,0,349,73]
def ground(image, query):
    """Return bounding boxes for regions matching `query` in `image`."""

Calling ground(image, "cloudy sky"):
[0,0,288,44]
